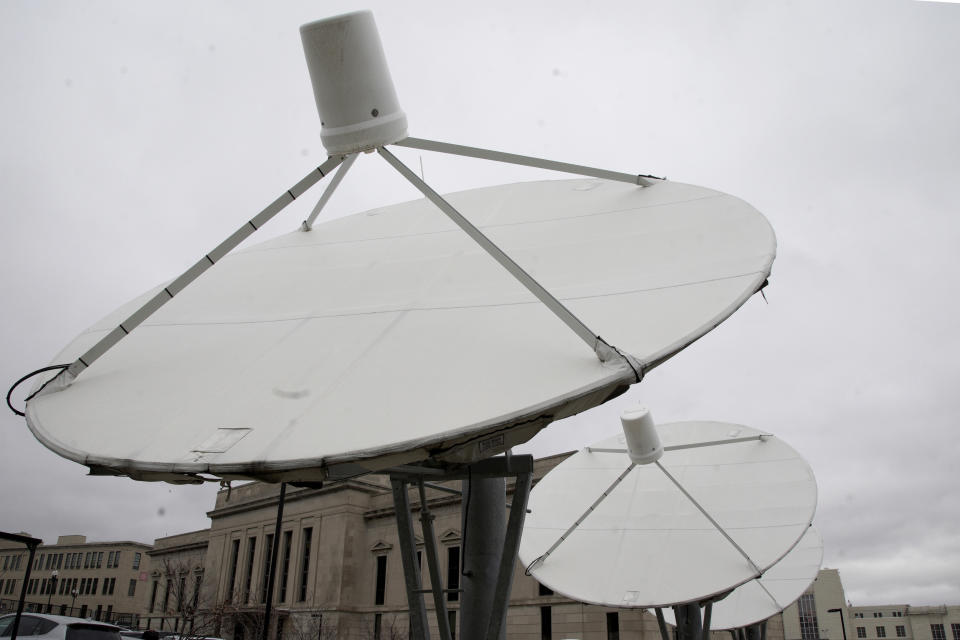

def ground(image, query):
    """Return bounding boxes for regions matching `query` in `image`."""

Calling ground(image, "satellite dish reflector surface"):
[25,179,774,482]
[518,422,816,608]
[658,526,824,629]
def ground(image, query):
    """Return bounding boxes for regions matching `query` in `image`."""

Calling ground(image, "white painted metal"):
[395,137,655,187]
[300,11,407,154]
[621,406,662,465]
[518,422,816,608]
[25,180,774,482]
[657,527,824,629]
[302,153,357,231]
[40,156,345,393]
[379,146,625,365]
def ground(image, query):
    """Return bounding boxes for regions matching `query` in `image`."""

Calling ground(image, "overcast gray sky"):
[2,0,958,608]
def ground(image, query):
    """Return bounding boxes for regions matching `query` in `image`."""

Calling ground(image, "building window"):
[279,531,293,603]
[163,579,172,613]
[931,625,946,640]
[193,573,202,609]
[951,623,960,640]
[374,613,382,640]
[538,582,553,596]
[446,546,460,602]
[260,534,274,604]
[892,612,903,618]
[540,606,552,640]
[149,582,158,612]
[875,613,884,618]
[374,556,387,606]
[857,630,867,640]
[297,528,312,603]
[448,611,456,640]
[896,626,906,637]
[244,537,257,603]
[798,593,820,640]
[226,539,241,602]
[877,627,887,638]
[606,612,620,640]
[128,579,137,597]
[856,614,865,619]
[133,553,141,570]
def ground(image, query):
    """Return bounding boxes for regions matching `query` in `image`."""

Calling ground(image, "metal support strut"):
[302,153,358,230]
[417,480,453,640]
[391,478,431,640]
[655,461,762,576]
[525,462,636,573]
[261,482,287,640]
[387,456,533,640]
[378,145,627,366]
[394,137,656,187]
[37,155,346,396]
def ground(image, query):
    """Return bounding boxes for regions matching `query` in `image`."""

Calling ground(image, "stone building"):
[146,453,784,640]
[5,454,956,640]
[195,453,669,640]
[0,534,152,625]
[782,569,960,640]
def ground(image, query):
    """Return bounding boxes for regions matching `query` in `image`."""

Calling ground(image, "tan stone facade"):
[193,455,673,640]
[0,534,152,626]
[782,569,960,640]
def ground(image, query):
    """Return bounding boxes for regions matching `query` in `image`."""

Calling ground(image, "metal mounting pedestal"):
[388,455,533,640]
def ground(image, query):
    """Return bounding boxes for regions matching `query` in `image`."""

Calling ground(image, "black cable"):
[6,364,70,417]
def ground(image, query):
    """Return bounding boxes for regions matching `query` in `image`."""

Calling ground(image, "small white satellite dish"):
[518,421,817,608]
[656,526,824,629]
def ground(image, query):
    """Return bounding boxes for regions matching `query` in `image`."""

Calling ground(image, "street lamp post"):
[71,588,78,615]
[46,571,58,613]
[828,608,848,640]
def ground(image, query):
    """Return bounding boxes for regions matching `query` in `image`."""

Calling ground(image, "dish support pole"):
[388,455,533,640]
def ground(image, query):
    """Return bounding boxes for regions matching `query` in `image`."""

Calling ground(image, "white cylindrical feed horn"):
[621,406,663,465]
[300,11,408,155]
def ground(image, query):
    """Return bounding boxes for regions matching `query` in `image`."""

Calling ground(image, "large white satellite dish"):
[518,421,817,608]
[23,179,773,483]
[657,526,824,630]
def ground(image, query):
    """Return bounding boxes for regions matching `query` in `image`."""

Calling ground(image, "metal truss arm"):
[586,434,771,455]
[378,145,625,365]
[392,478,431,640]
[40,155,346,392]
[394,137,655,187]
[485,466,533,640]
[417,480,453,640]
[525,462,637,573]
[302,153,357,230]
[655,461,762,575]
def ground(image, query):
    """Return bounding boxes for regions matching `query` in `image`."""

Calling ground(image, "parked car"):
[0,613,121,640]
